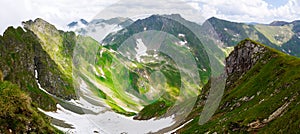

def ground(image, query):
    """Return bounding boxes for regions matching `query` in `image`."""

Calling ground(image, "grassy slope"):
[255,24,294,46]
[0,81,61,133]
[206,17,283,55]
[74,37,139,115]
[75,30,201,117]
[178,40,300,133]
[23,19,145,115]
[282,20,300,57]
[100,15,211,118]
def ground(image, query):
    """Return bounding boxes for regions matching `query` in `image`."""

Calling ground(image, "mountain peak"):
[25,18,52,26]
[208,16,218,20]
[162,14,183,19]
[67,19,88,28]
[269,21,289,26]
[226,39,271,86]
[22,18,58,32]
[207,16,223,22]
[102,17,133,25]
[142,14,184,21]
[206,16,242,25]
[79,19,88,25]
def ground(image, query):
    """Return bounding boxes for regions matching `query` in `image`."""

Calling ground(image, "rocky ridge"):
[177,39,300,133]
[225,39,269,87]
[0,21,77,110]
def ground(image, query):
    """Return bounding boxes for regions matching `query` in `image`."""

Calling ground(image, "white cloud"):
[0,0,300,34]
[93,0,204,23]
[186,0,300,23]
[0,0,117,34]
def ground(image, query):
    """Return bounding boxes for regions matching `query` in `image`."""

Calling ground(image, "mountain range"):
[0,14,299,133]
[205,17,300,57]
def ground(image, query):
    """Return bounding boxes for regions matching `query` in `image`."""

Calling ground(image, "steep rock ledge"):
[225,39,269,87]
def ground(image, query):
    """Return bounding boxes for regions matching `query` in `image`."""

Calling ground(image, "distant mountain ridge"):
[67,19,89,28]
[205,17,300,57]
[67,16,300,57]
[269,20,300,26]
[269,21,290,26]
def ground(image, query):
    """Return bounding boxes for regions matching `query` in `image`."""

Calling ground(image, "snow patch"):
[135,38,148,62]
[178,40,188,46]
[99,49,105,57]
[91,65,106,79]
[34,67,52,96]
[98,67,106,79]
[167,119,193,134]
[41,104,175,134]
[178,33,185,37]
[109,49,116,53]
[38,79,177,133]
[41,103,175,134]
[131,63,137,68]
[92,66,100,76]
[39,104,104,134]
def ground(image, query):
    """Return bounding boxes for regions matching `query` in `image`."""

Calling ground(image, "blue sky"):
[0,0,299,34]
[264,0,289,7]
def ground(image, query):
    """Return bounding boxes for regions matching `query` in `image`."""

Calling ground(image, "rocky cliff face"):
[0,27,56,110]
[225,39,269,87]
[23,19,76,101]
[0,26,76,110]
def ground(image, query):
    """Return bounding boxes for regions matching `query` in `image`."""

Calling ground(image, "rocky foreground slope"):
[0,80,61,133]
[177,39,300,133]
